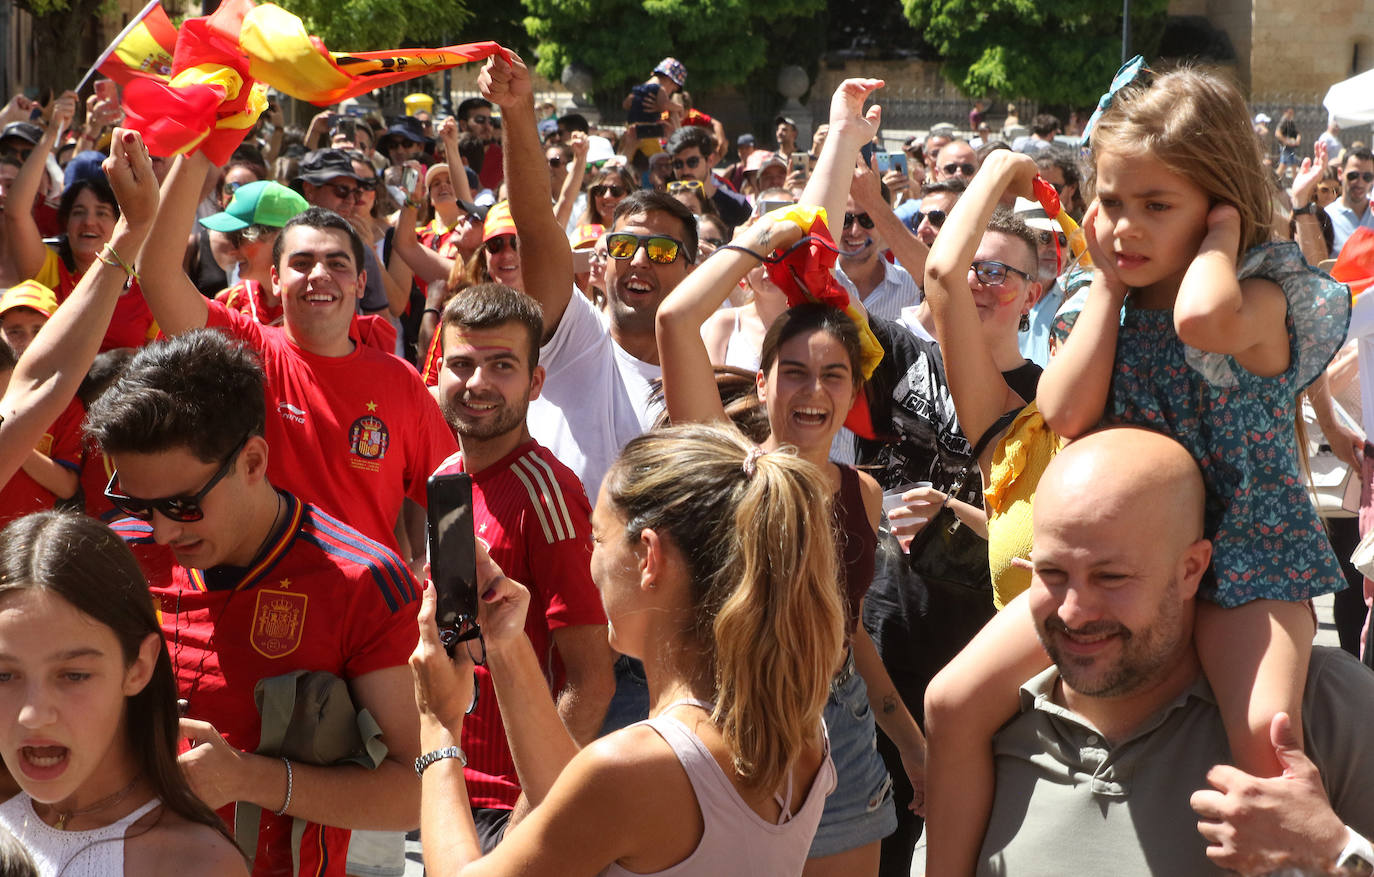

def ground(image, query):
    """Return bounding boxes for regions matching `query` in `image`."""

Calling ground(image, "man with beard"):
[972,427,1374,876]
[429,282,615,851]
[1326,147,1374,256]
[480,51,695,500]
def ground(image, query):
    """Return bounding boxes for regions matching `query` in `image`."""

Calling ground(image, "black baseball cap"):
[294,149,365,186]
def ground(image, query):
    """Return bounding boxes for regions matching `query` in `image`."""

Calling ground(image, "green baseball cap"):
[199,181,309,233]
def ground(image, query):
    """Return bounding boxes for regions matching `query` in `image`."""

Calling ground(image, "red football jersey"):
[113,493,419,877]
[36,247,159,351]
[205,301,457,553]
[432,442,606,810]
[0,397,84,526]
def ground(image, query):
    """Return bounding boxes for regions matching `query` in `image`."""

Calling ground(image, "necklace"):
[49,775,141,831]
[173,492,288,716]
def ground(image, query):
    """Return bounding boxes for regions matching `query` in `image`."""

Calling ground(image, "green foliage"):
[901,0,1170,106]
[273,0,471,50]
[522,0,827,95]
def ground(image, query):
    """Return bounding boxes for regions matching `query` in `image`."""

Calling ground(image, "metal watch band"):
[414,745,467,777]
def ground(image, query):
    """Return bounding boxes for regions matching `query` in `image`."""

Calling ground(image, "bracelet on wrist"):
[274,758,293,815]
[96,243,139,281]
[415,746,467,777]
[422,307,442,319]
[720,243,769,262]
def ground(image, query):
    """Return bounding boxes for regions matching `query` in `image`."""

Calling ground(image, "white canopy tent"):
[1323,68,1374,127]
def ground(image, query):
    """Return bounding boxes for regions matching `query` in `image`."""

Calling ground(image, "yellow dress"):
[984,401,1063,609]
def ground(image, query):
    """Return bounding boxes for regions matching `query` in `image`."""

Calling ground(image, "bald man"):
[970,428,1374,876]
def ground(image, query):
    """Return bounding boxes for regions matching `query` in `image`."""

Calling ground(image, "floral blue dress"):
[1103,241,1350,606]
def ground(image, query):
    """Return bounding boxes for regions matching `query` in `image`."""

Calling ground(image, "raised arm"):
[439,117,475,205]
[479,53,573,340]
[132,152,212,334]
[553,132,588,229]
[851,157,930,290]
[799,78,883,230]
[3,92,75,281]
[0,129,154,485]
[1037,202,1125,438]
[656,216,803,426]
[924,149,1038,461]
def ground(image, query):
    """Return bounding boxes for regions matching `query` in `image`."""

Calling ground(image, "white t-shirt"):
[527,290,663,501]
[1346,291,1374,440]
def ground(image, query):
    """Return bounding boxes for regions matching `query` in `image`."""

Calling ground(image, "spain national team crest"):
[250,589,307,659]
[348,414,390,472]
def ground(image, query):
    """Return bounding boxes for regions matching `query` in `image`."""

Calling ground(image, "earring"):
[1019,313,1030,333]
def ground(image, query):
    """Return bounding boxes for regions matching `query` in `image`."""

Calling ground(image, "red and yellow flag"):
[94,0,178,85]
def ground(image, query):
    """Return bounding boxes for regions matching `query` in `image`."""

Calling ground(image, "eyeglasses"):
[440,617,486,714]
[223,180,246,196]
[105,433,250,522]
[843,212,875,230]
[1036,230,1068,247]
[920,209,946,229]
[667,180,703,194]
[548,155,565,168]
[325,182,365,201]
[484,236,518,255]
[1347,171,1374,184]
[672,156,703,171]
[227,226,272,249]
[468,115,491,126]
[605,232,685,264]
[592,184,626,198]
[969,260,1032,287]
[941,162,976,177]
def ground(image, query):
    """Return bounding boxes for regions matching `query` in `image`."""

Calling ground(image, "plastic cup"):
[882,481,933,514]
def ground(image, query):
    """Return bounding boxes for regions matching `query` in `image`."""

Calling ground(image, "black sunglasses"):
[921,209,947,228]
[605,232,686,264]
[969,260,1032,286]
[592,184,626,198]
[1347,171,1374,184]
[548,155,565,168]
[843,212,875,230]
[672,156,703,171]
[485,236,518,255]
[105,434,250,522]
[942,162,976,177]
[326,182,365,201]
[468,114,491,126]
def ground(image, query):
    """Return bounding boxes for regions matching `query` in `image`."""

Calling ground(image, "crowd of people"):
[0,41,1373,877]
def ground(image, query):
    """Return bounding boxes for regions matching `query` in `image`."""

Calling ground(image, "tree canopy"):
[900,0,1170,106]
[521,0,828,96]
[275,0,471,52]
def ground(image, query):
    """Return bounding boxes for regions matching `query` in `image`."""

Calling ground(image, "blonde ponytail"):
[603,425,846,792]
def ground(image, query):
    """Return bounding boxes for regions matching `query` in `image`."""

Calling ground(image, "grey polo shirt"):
[978,647,1374,876]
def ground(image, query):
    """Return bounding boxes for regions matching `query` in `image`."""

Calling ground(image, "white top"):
[527,290,663,502]
[1345,291,1374,441]
[600,707,834,877]
[721,308,762,373]
[0,792,161,877]
[836,260,922,323]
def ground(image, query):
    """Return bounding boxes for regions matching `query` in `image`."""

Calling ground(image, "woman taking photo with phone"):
[0,512,245,876]
[411,424,846,875]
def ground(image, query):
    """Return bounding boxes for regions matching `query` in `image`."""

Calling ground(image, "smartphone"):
[94,79,117,102]
[788,151,809,177]
[859,141,876,167]
[336,117,357,142]
[401,165,420,195]
[758,198,792,216]
[426,472,478,656]
[635,122,665,139]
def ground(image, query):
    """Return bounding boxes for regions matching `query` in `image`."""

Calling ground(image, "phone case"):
[426,473,478,646]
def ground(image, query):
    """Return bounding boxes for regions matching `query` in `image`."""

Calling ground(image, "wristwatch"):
[414,745,467,777]
[1294,203,1321,216]
[1337,825,1374,876]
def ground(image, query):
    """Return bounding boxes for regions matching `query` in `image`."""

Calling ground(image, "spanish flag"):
[94,0,178,86]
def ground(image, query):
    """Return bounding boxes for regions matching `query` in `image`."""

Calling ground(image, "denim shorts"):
[808,656,897,858]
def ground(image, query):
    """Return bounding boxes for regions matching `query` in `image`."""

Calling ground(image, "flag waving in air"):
[120,0,508,160]
[91,0,178,86]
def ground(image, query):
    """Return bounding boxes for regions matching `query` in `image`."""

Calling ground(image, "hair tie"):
[742,446,766,478]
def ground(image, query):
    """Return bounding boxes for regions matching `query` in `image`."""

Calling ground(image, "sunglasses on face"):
[325,182,365,201]
[843,212,875,230]
[105,434,250,522]
[223,180,246,196]
[592,184,626,198]
[485,235,519,255]
[1347,171,1374,184]
[969,260,1032,287]
[605,232,685,264]
[942,162,976,177]
[1037,230,1068,247]
[667,180,703,194]
[548,155,565,168]
[468,115,491,126]
[672,156,703,171]
[921,209,947,229]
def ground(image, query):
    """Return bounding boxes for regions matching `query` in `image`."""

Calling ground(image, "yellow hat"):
[0,280,58,320]
[483,201,517,242]
[404,93,434,116]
